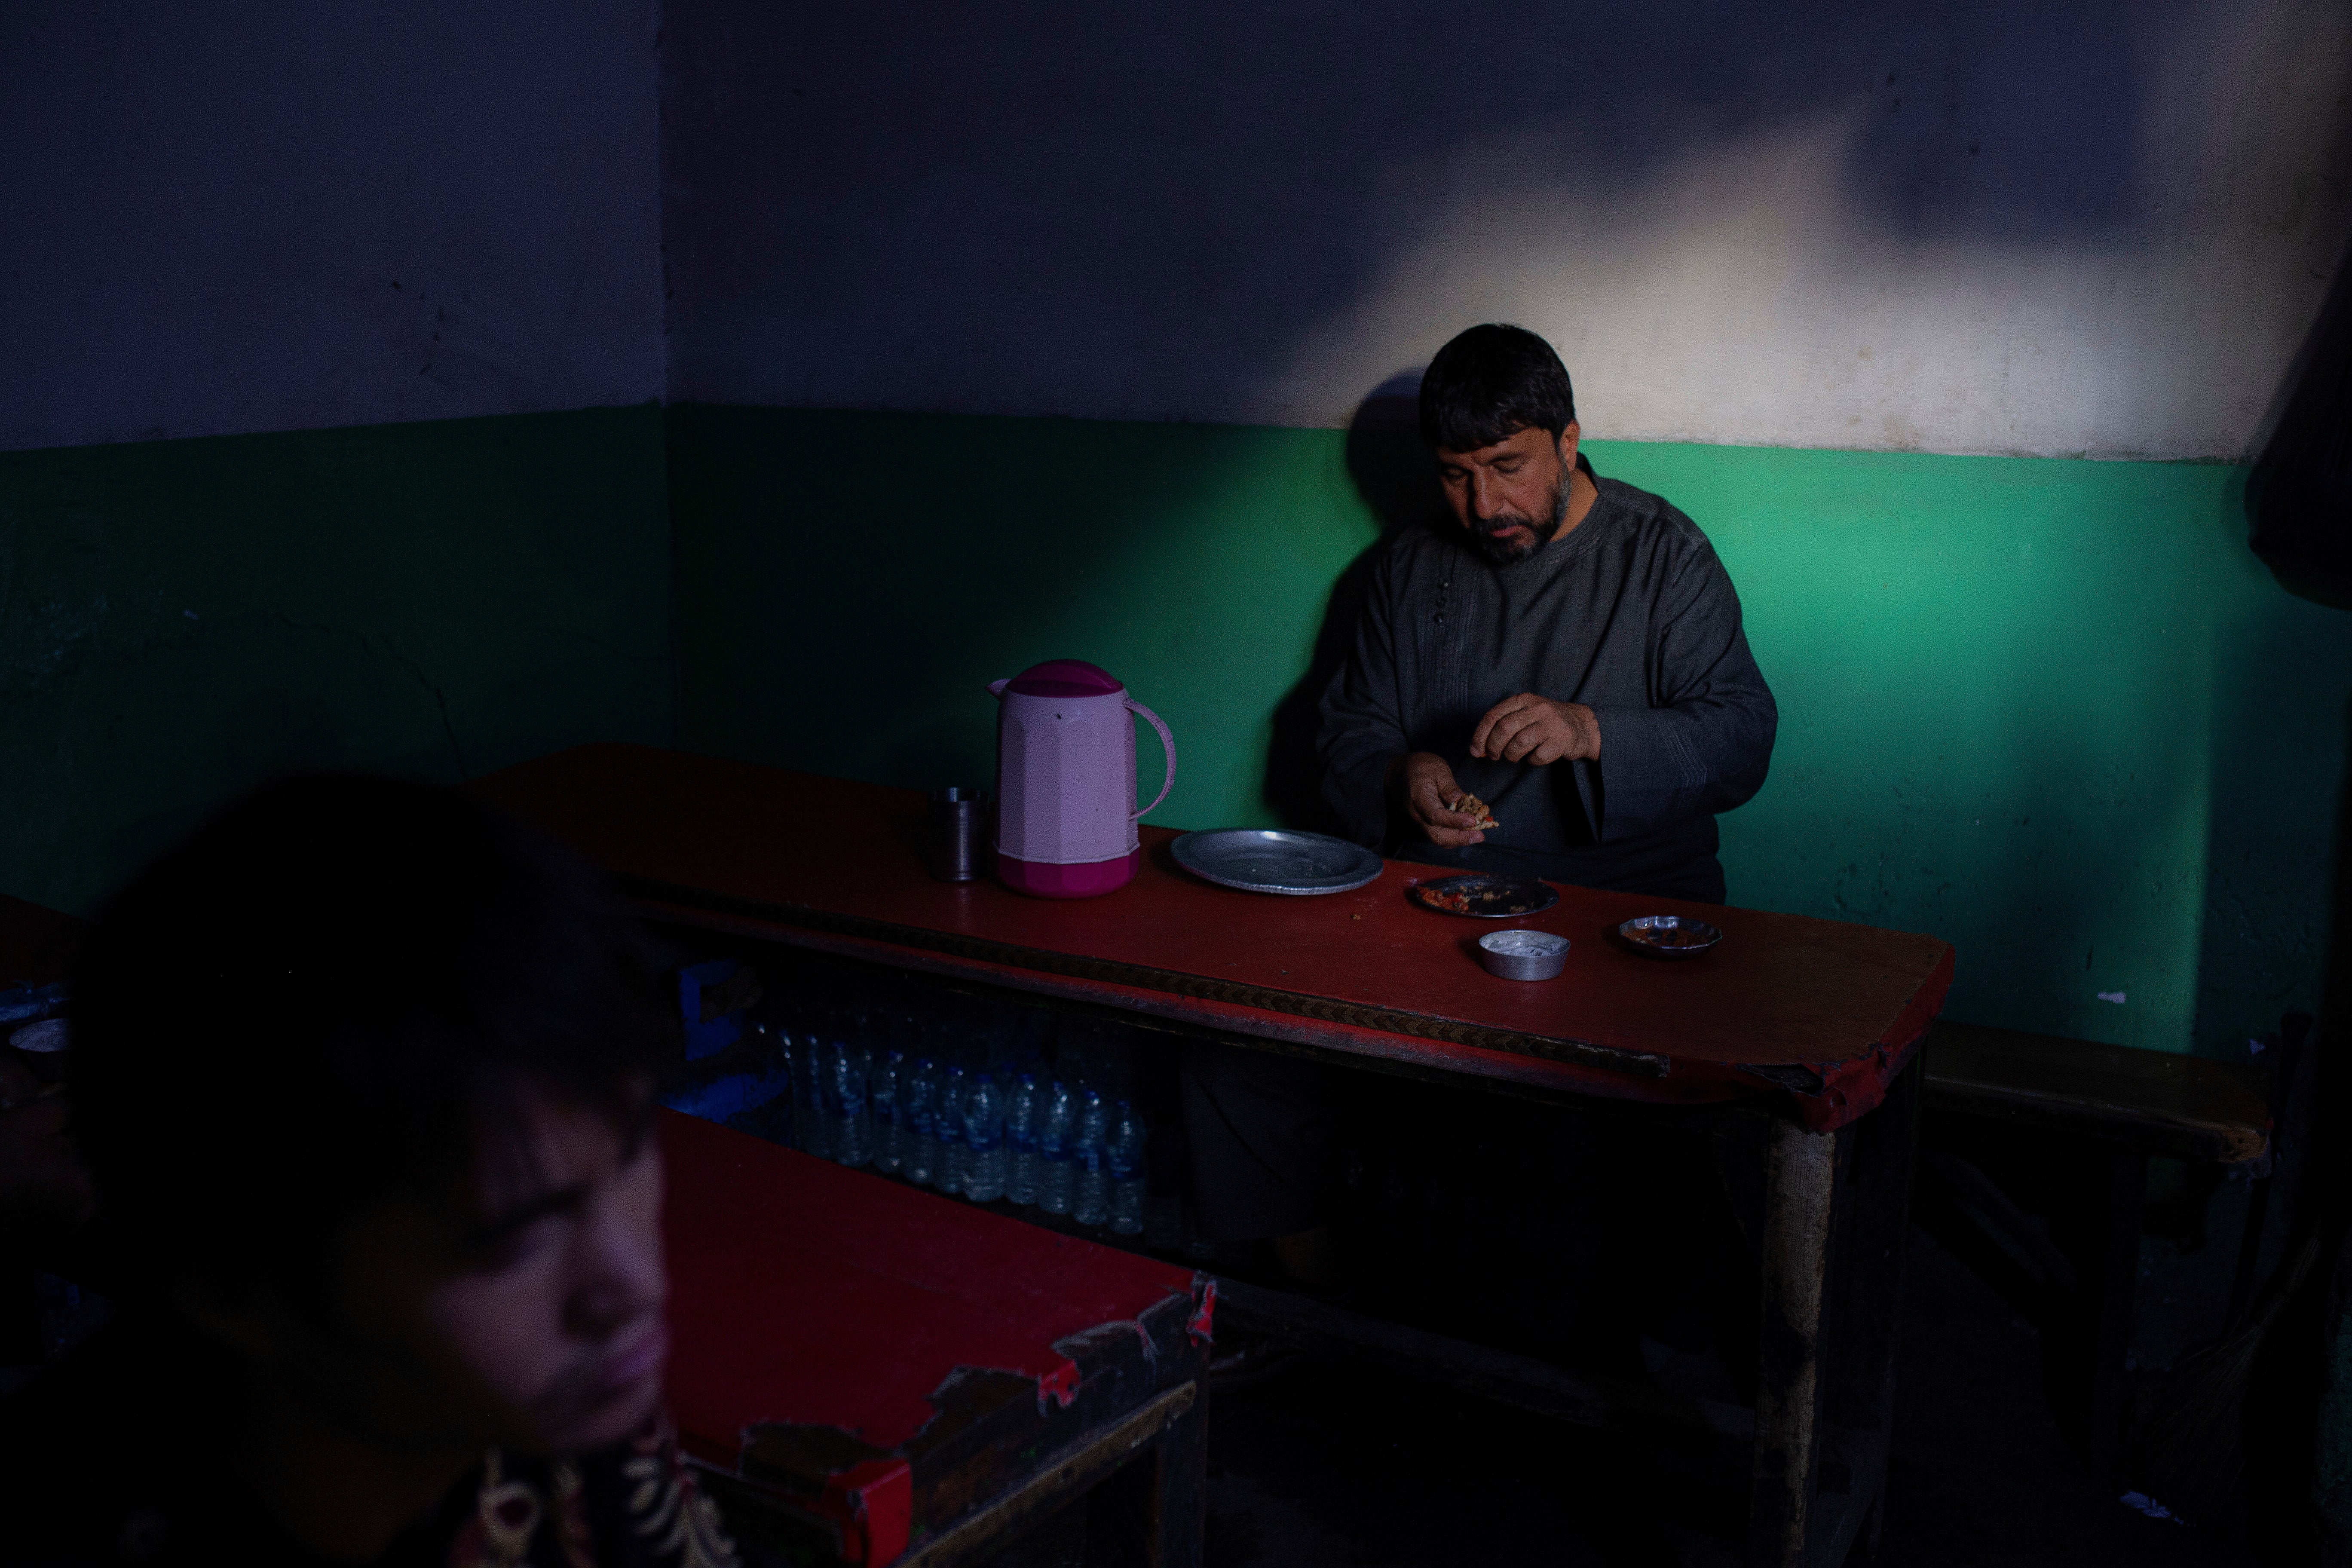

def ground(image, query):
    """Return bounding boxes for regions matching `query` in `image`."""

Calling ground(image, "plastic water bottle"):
[870,1050,905,1174]
[1038,1079,1077,1214]
[828,1042,870,1167]
[903,1057,938,1186]
[962,1075,1007,1202]
[937,1065,969,1195]
[1005,1073,1042,1205]
[1107,1099,1147,1235]
[1072,1089,1111,1228]
[767,1026,800,1148]
[792,1032,833,1161]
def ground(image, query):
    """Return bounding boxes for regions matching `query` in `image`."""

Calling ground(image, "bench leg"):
[1825,1056,1924,1563]
[2088,1150,2145,1479]
[1085,1384,1207,1568]
[1751,1116,1838,1567]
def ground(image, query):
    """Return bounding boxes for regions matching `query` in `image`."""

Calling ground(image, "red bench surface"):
[0,892,83,987]
[477,745,1954,1129]
[660,1109,1197,1461]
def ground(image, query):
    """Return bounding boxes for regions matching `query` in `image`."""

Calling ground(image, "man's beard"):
[1464,470,1571,567]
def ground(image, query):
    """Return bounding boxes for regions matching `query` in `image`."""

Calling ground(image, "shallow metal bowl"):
[1478,928,1571,981]
[1616,914,1724,959]
[1170,828,1384,896]
[1407,874,1561,919]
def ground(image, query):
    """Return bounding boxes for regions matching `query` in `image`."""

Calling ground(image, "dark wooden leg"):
[1822,1056,1924,1564]
[1084,1384,1207,1568]
[1751,1115,1839,1566]
[2087,1150,2145,1479]
[0,1262,41,1367]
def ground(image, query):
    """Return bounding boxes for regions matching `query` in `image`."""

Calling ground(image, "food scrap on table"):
[1411,880,1542,917]
[1626,922,1713,950]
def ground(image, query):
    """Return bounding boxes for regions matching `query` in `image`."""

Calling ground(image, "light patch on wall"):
[1274,4,2351,459]
[663,0,2352,460]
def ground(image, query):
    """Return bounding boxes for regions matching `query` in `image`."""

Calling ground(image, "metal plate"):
[1407,874,1561,919]
[1170,829,1385,896]
[1616,914,1724,958]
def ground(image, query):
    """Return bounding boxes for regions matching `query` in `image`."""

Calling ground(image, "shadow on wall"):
[2196,245,2352,1060]
[2193,501,2349,1062]
[661,0,2352,457]
[1262,373,1444,833]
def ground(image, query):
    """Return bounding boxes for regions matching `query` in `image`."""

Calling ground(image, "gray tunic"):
[1317,464,1776,902]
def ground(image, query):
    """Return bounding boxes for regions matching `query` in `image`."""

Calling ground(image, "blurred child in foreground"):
[0,775,736,1567]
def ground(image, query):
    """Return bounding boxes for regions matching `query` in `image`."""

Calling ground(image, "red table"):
[0,893,83,992]
[472,745,1949,1130]
[474,744,1956,1566]
[662,1111,1210,1565]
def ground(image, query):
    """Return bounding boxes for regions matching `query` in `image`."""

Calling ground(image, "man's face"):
[278,1087,670,1458]
[1435,423,1577,566]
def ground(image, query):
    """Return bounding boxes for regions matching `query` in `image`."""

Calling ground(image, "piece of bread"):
[1450,791,1500,831]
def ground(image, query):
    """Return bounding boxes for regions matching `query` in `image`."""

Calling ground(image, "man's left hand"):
[1470,694,1601,766]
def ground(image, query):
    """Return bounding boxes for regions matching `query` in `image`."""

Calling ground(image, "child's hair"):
[71,773,669,1304]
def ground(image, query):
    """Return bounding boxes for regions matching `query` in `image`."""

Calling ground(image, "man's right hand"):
[1394,753,1487,847]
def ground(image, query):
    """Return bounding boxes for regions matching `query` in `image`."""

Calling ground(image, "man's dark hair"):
[71,774,669,1300]
[1418,324,1577,453]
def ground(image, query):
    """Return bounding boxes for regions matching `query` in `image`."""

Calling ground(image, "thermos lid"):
[1004,659,1124,698]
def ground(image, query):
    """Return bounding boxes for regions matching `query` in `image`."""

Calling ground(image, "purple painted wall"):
[0,1,664,453]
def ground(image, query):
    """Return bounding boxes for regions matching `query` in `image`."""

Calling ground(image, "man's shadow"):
[1262,372,1448,832]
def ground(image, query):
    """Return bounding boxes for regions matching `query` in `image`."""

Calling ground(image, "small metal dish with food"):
[1409,873,1560,919]
[1477,928,1571,981]
[1616,914,1724,959]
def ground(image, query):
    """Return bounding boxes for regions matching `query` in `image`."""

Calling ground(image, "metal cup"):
[1477,928,1570,981]
[927,787,988,882]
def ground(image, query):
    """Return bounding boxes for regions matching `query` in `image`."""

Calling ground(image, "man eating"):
[1182,325,1777,1340]
[1321,321,1778,900]
[1,775,736,1566]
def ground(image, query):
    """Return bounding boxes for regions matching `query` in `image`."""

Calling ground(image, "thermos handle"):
[1126,699,1177,820]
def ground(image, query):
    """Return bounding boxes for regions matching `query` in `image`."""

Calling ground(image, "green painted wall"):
[0,407,676,915]
[668,404,2351,1057]
[5,400,2335,1059]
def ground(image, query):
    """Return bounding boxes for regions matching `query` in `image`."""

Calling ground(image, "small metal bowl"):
[1478,928,1571,981]
[1617,914,1724,959]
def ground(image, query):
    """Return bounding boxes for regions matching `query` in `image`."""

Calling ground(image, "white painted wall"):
[663,0,2352,459]
[0,2,663,453]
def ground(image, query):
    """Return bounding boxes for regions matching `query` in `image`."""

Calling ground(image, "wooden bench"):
[659,1109,1211,1567]
[1923,1020,2273,1165]
[1919,1018,2279,1474]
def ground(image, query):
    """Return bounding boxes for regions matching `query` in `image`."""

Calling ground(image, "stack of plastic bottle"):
[788,1031,832,1161]
[1005,1072,1041,1205]
[903,1055,937,1186]
[827,1040,870,1167]
[1071,1089,1111,1228]
[869,1050,904,1174]
[757,1017,1148,1238]
[962,1073,1006,1202]
[1037,1078,1077,1214]
[1107,1099,1147,1235]
[936,1063,968,1196]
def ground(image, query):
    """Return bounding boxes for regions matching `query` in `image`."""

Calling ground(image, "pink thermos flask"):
[986,660,1176,898]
